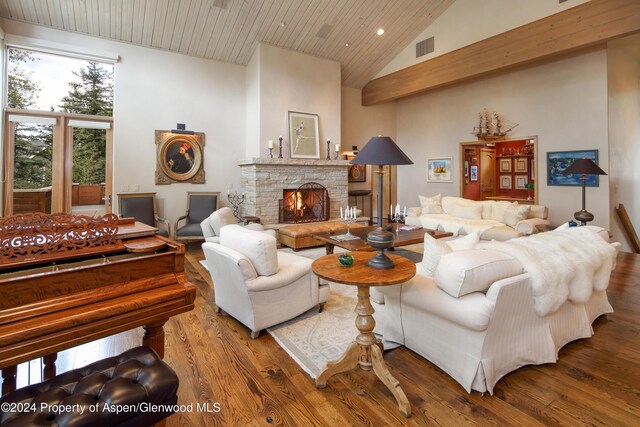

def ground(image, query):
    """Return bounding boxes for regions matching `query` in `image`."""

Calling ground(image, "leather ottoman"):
[279,220,365,250]
[0,346,178,427]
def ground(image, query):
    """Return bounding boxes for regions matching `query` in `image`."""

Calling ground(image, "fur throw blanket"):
[481,227,617,316]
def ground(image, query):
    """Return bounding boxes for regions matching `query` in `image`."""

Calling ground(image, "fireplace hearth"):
[279,182,329,224]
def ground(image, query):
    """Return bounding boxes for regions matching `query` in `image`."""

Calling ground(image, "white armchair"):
[200,207,275,243]
[202,225,329,338]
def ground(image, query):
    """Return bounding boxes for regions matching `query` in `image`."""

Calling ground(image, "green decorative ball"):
[338,253,354,267]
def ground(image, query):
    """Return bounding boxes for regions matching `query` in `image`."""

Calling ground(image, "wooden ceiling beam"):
[361,0,640,106]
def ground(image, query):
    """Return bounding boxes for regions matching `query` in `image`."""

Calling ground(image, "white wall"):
[1,20,246,226]
[608,35,640,252]
[254,44,341,158]
[395,47,610,228]
[341,86,397,220]
[341,86,397,191]
[376,0,590,78]
[246,46,261,159]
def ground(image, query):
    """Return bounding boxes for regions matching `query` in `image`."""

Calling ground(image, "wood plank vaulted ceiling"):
[0,0,454,88]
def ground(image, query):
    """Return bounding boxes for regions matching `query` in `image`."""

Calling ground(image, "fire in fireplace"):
[279,182,329,224]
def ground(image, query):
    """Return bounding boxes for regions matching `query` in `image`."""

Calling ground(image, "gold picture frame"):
[499,158,512,173]
[515,175,528,190]
[155,130,205,184]
[515,157,528,173]
[499,175,512,189]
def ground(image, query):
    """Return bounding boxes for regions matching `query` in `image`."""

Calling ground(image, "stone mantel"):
[237,158,351,167]
[238,158,350,225]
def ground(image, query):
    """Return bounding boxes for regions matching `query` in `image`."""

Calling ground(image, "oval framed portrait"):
[155,131,205,184]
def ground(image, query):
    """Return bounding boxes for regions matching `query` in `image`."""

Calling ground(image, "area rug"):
[267,283,358,379]
[268,244,423,379]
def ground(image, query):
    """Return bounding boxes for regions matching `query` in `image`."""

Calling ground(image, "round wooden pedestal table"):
[311,252,416,418]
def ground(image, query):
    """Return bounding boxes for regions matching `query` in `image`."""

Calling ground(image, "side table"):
[311,252,416,417]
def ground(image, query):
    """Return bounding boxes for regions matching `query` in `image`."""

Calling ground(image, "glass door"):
[4,114,61,215]
[2,112,113,216]
[66,119,113,215]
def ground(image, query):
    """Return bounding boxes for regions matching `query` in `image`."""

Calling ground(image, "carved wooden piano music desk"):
[0,213,196,395]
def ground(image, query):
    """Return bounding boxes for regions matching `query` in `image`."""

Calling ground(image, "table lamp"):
[562,158,607,225]
[350,136,413,269]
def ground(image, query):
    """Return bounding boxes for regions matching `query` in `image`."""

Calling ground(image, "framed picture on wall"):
[500,158,512,173]
[288,111,320,159]
[155,130,205,184]
[347,155,367,182]
[470,165,478,182]
[515,175,528,190]
[427,157,453,182]
[530,158,535,181]
[547,149,599,186]
[499,175,512,189]
[465,160,469,177]
[515,157,528,173]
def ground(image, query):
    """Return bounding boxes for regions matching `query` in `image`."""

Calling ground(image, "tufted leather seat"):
[278,220,366,250]
[0,346,178,427]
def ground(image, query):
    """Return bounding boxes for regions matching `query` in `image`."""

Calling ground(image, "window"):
[4,48,114,216]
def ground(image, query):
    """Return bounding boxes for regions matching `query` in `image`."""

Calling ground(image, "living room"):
[1,0,639,425]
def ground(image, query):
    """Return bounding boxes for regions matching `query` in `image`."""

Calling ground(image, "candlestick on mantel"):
[326,139,331,160]
[278,136,283,159]
[334,143,340,160]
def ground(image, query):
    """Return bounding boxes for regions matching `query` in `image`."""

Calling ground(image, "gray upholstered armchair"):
[117,192,170,237]
[174,192,220,243]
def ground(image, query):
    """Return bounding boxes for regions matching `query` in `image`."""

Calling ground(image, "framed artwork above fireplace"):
[288,111,320,159]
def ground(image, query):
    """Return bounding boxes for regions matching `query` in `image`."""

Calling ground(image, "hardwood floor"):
[11,249,640,426]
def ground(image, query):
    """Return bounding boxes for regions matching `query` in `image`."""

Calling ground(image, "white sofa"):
[202,225,329,338]
[405,194,550,241]
[372,226,618,394]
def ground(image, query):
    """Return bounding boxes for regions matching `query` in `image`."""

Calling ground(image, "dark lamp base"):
[366,227,395,269]
[574,209,594,226]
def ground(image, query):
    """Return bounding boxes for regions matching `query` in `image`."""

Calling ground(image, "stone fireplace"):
[238,158,350,225]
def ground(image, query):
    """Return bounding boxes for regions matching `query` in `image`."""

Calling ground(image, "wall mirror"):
[459,136,538,205]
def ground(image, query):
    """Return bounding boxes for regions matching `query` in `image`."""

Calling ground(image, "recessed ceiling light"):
[280,22,286,27]
[345,42,350,47]
[377,28,385,36]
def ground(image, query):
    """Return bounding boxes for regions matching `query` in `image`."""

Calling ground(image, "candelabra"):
[341,207,358,237]
[326,139,331,160]
[228,191,245,221]
[388,212,406,235]
[278,136,283,159]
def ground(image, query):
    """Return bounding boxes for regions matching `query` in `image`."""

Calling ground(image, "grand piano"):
[0,212,197,395]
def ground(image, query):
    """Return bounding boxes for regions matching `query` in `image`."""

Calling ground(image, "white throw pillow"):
[434,249,523,297]
[491,201,515,223]
[220,224,278,276]
[421,231,480,276]
[450,203,483,220]
[418,194,444,214]
[503,203,531,227]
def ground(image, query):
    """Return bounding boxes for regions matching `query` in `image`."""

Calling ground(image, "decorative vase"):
[338,253,354,267]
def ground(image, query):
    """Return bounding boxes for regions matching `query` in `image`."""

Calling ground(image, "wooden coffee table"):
[312,252,417,417]
[313,225,453,255]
